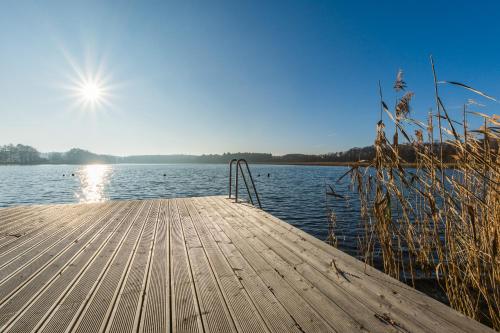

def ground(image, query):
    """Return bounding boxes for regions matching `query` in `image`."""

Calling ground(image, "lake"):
[0,164,363,255]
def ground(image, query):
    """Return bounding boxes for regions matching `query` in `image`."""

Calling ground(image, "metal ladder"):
[228,159,262,208]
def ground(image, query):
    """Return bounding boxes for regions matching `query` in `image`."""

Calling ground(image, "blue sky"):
[0,1,499,155]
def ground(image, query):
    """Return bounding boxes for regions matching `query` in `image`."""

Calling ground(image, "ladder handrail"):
[228,158,237,199]
[237,159,262,208]
[228,158,262,209]
[235,162,254,206]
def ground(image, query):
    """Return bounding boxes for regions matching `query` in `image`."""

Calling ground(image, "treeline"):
[0,146,119,165]
[46,149,119,164]
[0,143,461,165]
[0,144,45,164]
[319,143,460,163]
[121,153,274,164]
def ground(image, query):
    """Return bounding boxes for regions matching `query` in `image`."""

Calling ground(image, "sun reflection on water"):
[75,165,111,203]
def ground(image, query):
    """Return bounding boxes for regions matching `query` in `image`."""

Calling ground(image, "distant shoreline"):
[0,162,351,166]
[2,144,460,166]
[0,161,455,168]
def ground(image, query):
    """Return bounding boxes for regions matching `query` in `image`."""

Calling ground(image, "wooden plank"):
[193,198,338,333]
[0,205,91,253]
[0,205,97,253]
[0,204,79,237]
[238,198,494,332]
[0,205,70,246]
[70,201,153,333]
[216,197,493,333]
[138,199,171,333]
[0,202,123,311]
[0,206,24,216]
[0,197,492,333]
[0,203,102,257]
[0,205,54,227]
[0,202,119,288]
[2,201,145,333]
[179,198,273,333]
[0,203,114,281]
[0,205,53,231]
[105,200,161,332]
[201,197,396,333]
[178,199,237,333]
[34,201,146,333]
[0,201,129,330]
[216,197,452,333]
[215,198,455,332]
[169,199,204,333]
[183,197,301,333]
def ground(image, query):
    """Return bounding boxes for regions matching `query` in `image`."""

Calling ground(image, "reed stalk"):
[328,58,500,329]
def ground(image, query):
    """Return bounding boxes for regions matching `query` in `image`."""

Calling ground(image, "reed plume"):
[328,58,500,329]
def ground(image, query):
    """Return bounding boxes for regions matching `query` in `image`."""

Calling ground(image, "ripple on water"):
[0,164,361,255]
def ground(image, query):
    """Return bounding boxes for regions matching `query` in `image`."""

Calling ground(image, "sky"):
[1,0,500,156]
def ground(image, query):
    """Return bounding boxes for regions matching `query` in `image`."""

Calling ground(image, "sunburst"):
[62,50,115,111]
[71,74,111,110]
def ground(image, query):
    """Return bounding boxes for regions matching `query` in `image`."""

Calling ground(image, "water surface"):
[0,164,362,254]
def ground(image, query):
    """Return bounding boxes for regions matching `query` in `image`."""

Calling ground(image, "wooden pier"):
[0,196,493,332]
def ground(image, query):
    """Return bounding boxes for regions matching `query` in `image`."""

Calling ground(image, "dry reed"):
[327,57,500,329]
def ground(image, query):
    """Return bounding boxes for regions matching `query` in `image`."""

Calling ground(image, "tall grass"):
[328,57,499,329]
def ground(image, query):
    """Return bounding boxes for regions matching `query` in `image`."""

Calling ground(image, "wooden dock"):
[0,196,493,332]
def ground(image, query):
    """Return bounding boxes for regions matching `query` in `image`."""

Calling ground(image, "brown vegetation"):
[328,57,500,329]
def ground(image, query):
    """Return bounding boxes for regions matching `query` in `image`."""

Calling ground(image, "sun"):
[79,80,103,103]
[61,50,116,112]
[69,74,111,110]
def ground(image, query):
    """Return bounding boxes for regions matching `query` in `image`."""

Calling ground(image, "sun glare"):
[79,80,103,103]
[72,76,110,110]
[75,164,110,203]
[63,53,114,112]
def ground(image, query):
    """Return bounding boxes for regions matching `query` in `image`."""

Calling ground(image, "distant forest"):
[0,143,459,165]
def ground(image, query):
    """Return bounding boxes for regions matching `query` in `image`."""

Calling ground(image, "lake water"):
[0,164,363,255]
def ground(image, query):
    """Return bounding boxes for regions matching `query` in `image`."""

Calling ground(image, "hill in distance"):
[0,143,459,165]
